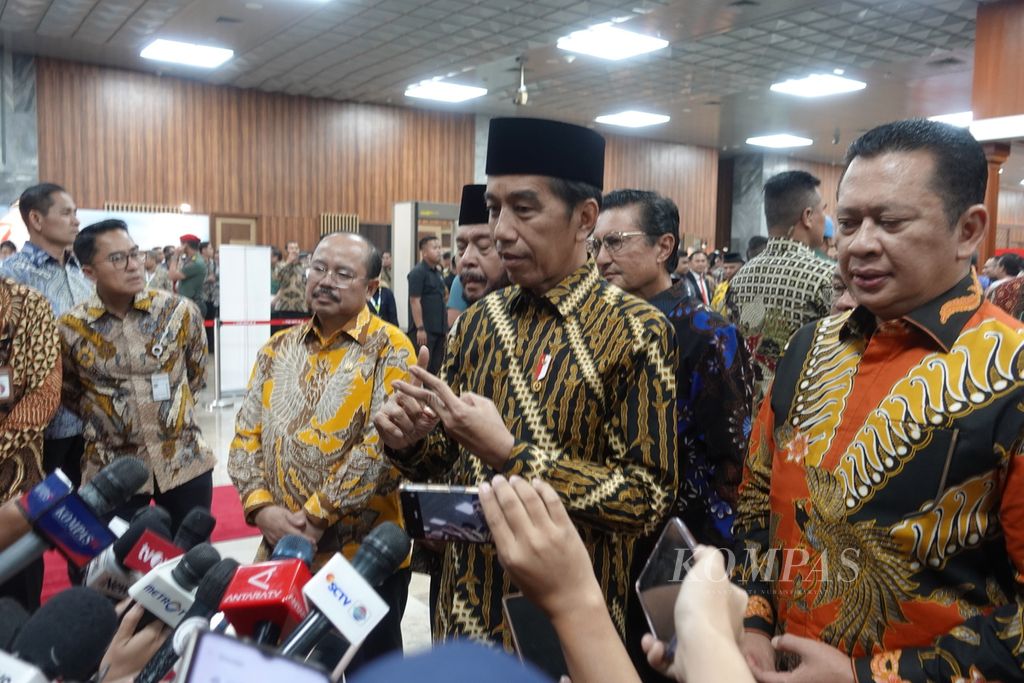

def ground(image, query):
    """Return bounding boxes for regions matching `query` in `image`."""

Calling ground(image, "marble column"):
[0,50,38,206]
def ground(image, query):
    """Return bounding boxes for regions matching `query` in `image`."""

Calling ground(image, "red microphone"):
[123,528,184,574]
[220,535,314,646]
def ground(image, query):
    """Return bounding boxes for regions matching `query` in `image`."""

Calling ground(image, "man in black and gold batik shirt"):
[375,117,677,649]
[734,120,1024,683]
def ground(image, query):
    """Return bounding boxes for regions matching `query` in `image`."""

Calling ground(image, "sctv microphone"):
[84,506,171,600]
[220,535,315,645]
[129,542,221,628]
[279,522,410,660]
[0,587,117,683]
[0,457,149,584]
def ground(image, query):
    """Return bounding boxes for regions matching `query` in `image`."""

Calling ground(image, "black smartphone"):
[634,517,699,643]
[399,483,491,543]
[503,593,569,681]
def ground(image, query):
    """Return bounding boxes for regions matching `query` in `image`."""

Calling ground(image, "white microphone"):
[128,543,220,627]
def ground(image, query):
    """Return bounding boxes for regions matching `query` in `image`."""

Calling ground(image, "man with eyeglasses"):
[229,232,414,672]
[592,189,753,681]
[58,219,214,533]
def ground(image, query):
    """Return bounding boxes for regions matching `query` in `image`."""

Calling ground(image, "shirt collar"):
[840,272,983,352]
[307,305,373,346]
[83,289,157,323]
[508,263,601,318]
[21,242,82,269]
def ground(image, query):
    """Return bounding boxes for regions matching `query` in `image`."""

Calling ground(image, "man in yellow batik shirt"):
[228,232,414,674]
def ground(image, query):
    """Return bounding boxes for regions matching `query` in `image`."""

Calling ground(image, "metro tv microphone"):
[279,522,411,660]
[0,587,117,683]
[135,558,241,683]
[220,535,315,646]
[0,457,149,584]
[85,506,172,600]
[130,542,221,628]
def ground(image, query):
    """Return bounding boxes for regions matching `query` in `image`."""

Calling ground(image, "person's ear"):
[955,204,987,261]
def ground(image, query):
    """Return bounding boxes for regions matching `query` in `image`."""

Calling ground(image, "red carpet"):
[41,484,258,602]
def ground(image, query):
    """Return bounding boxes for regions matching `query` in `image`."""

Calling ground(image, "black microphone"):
[173,507,216,551]
[0,597,29,651]
[130,504,171,530]
[7,587,117,680]
[0,457,149,584]
[134,558,240,683]
[279,522,410,659]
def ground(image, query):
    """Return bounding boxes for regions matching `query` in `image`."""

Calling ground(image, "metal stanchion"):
[208,318,237,410]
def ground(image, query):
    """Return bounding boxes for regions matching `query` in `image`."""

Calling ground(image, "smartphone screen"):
[183,631,328,683]
[503,593,569,680]
[399,483,491,542]
[634,517,698,642]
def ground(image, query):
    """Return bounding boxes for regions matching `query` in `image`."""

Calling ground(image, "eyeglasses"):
[105,249,144,270]
[305,264,363,286]
[586,231,648,256]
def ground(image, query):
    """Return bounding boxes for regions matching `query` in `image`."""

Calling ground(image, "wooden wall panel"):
[36,58,475,250]
[972,0,1024,120]
[998,189,1024,248]
[603,134,719,247]
[764,154,844,211]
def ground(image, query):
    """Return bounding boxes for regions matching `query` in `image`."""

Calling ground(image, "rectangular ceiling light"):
[557,22,668,61]
[405,79,487,103]
[770,73,866,98]
[746,134,814,148]
[595,110,670,128]
[928,111,973,127]
[140,38,233,68]
[969,114,1024,141]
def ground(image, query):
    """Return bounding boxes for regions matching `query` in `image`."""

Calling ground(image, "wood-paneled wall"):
[764,155,844,211]
[997,189,1024,248]
[36,58,475,249]
[604,134,718,246]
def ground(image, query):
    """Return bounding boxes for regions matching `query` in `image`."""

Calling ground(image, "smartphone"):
[634,517,699,643]
[399,483,491,543]
[502,593,569,680]
[179,630,329,683]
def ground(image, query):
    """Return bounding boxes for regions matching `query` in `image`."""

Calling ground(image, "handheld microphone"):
[135,558,240,683]
[130,542,221,628]
[220,535,315,646]
[0,458,149,584]
[84,507,172,600]
[173,507,217,551]
[279,522,410,659]
[131,504,172,529]
[0,587,117,682]
[0,597,29,651]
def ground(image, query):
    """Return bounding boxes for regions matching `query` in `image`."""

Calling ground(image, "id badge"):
[151,373,171,401]
[0,366,12,405]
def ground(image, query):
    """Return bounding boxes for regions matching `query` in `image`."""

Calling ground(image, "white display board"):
[392,202,415,331]
[76,209,210,248]
[218,245,271,394]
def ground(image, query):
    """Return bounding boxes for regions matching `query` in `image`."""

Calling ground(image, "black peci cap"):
[485,117,605,190]
[458,184,489,226]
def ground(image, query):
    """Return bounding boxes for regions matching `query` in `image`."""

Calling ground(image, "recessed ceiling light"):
[404,79,487,103]
[557,23,668,61]
[746,134,813,148]
[970,114,1024,141]
[595,110,670,127]
[769,73,866,98]
[1020,178,1024,186]
[140,39,233,68]
[928,111,973,127]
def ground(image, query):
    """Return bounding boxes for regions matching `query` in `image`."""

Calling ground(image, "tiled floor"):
[194,373,433,654]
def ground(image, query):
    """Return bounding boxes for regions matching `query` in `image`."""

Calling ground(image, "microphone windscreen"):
[11,586,117,679]
[131,504,172,530]
[351,522,410,587]
[173,507,216,550]
[0,596,29,650]
[191,558,240,617]
[271,534,315,567]
[112,508,172,564]
[171,543,221,590]
[79,457,149,516]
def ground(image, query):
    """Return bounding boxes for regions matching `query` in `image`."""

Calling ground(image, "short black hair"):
[688,250,707,260]
[163,246,175,257]
[998,253,1022,277]
[763,171,821,231]
[602,189,680,272]
[199,241,210,251]
[270,246,282,260]
[747,235,769,260]
[0,240,15,252]
[19,183,68,226]
[74,219,128,265]
[844,118,987,227]
[418,236,438,251]
[315,232,381,279]
[547,178,602,217]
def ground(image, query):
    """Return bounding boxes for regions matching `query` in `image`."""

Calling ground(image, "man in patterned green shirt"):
[376,117,677,648]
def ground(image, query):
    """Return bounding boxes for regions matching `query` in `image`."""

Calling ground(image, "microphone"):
[279,522,410,660]
[84,507,172,600]
[0,458,149,584]
[0,587,117,682]
[220,535,315,646]
[130,542,221,628]
[0,597,29,651]
[135,558,240,683]
[173,507,217,551]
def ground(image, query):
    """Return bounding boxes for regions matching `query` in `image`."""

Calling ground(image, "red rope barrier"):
[203,318,310,328]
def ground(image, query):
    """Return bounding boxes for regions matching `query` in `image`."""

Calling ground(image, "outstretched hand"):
[374,346,440,451]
